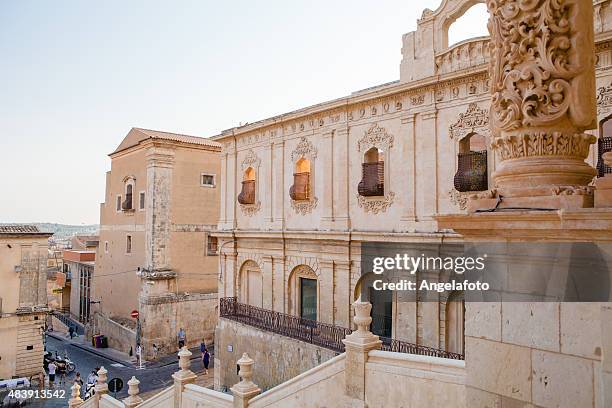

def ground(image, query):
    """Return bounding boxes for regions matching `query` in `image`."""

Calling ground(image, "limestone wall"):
[182,384,233,408]
[137,387,174,408]
[365,350,466,408]
[214,318,339,391]
[95,314,137,354]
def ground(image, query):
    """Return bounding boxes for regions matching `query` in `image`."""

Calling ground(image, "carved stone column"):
[474,0,597,210]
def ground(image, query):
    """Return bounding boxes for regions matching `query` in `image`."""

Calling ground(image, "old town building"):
[209,0,612,400]
[0,225,51,379]
[63,249,96,323]
[94,127,221,358]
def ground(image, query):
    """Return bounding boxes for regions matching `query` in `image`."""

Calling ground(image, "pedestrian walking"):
[68,326,74,339]
[199,339,206,354]
[48,361,57,387]
[202,348,210,375]
[177,328,186,349]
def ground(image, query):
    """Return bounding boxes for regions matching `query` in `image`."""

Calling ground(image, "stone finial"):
[342,301,382,347]
[68,382,83,408]
[94,366,109,395]
[123,376,144,408]
[173,347,197,382]
[231,353,261,408]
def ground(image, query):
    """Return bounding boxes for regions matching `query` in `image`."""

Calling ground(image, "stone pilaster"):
[333,260,351,328]
[219,152,229,228]
[172,348,197,408]
[271,141,285,230]
[231,353,261,408]
[472,0,597,211]
[318,260,334,324]
[417,110,438,227]
[333,128,350,230]
[271,255,285,312]
[264,142,274,224]
[342,302,382,407]
[321,130,334,230]
[399,113,417,231]
[602,304,612,407]
[261,256,274,310]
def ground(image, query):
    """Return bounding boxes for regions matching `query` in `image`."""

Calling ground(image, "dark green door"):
[300,278,317,321]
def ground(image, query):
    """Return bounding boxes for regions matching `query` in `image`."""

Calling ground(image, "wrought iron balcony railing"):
[453,150,488,192]
[121,194,133,211]
[289,172,310,201]
[597,136,612,177]
[358,161,385,197]
[219,297,464,360]
[238,180,256,205]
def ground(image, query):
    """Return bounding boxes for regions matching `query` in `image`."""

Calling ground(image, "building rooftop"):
[111,127,221,155]
[0,225,51,236]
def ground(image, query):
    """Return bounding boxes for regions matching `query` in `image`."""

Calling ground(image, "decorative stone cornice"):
[356,192,395,214]
[448,102,490,140]
[357,123,394,152]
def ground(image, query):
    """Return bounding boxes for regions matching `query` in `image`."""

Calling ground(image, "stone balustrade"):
[435,37,489,75]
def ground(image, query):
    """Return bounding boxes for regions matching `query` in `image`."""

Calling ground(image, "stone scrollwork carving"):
[448,103,490,140]
[485,0,597,191]
[240,201,261,216]
[291,136,317,162]
[597,81,612,117]
[291,197,318,215]
[447,189,469,211]
[241,149,261,171]
[358,123,394,152]
[356,192,395,214]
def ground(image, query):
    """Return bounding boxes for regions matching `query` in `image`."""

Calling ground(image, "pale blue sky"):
[0,1,488,225]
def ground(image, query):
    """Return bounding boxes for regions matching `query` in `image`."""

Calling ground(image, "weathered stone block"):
[465,302,501,342]
[502,303,559,352]
[560,303,602,359]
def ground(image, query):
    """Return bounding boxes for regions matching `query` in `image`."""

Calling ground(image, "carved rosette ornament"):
[486,0,597,198]
[358,123,394,152]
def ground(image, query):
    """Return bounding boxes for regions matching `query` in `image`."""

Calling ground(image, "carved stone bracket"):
[240,201,261,216]
[291,197,318,215]
[448,103,490,140]
[358,123,394,152]
[356,192,395,214]
[291,136,317,162]
[447,189,470,211]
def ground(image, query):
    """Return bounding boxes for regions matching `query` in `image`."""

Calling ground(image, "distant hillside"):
[0,223,99,239]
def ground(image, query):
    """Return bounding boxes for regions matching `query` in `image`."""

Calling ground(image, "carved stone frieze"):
[491,132,596,161]
[358,123,394,152]
[291,197,318,215]
[597,81,612,116]
[410,94,425,105]
[356,192,395,214]
[448,103,490,140]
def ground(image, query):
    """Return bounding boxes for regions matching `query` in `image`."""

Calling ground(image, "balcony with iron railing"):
[289,172,310,201]
[121,194,134,211]
[598,136,612,177]
[358,161,385,197]
[219,297,464,360]
[238,180,256,205]
[453,150,488,193]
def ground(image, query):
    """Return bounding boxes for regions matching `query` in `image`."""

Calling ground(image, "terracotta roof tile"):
[111,127,221,155]
[0,225,41,234]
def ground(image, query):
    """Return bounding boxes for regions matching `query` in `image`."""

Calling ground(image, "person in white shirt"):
[48,362,56,387]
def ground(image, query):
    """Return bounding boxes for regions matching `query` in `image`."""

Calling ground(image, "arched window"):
[358,147,385,197]
[445,291,465,355]
[446,3,489,46]
[122,183,134,210]
[238,261,263,308]
[454,133,488,192]
[597,116,612,177]
[288,265,318,320]
[238,167,256,205]
[290,158,311,201]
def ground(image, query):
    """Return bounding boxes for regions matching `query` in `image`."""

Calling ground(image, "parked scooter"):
[43,350,76,374]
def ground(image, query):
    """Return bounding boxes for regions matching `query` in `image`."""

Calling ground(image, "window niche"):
[238,149,261,216]
[356,123,395,214]
[121,176,136,212]
[289,137,318,215]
